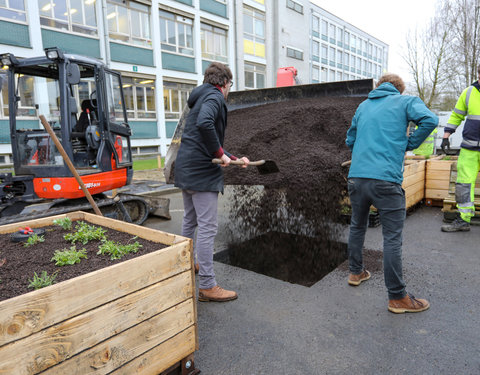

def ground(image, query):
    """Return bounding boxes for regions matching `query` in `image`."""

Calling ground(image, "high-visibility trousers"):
[456,148,480,222]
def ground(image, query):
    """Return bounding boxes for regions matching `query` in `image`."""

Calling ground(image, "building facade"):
[0,0,388,164]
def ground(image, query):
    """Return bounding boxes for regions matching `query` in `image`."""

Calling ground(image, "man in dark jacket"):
[175,62,250,302]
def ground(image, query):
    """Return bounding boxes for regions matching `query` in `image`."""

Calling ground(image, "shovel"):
[212,158,279,175]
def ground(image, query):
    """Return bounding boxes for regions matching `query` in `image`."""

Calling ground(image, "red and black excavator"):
[0,48,154,225]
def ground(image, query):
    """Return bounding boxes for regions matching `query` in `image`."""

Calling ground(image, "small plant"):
[52,246,88,266]
[28,270,57,289]
[64,221,106,244]
[98,238,142,260]
[23,234,45,247]
[443,156,452,160]
[53,217,73,230]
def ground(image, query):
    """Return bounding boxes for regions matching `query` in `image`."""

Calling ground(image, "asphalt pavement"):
[144,188,480,375]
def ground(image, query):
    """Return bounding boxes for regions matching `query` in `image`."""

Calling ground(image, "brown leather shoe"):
[198,285,238,302]
[388,294,430,314]
[194,263,199,274]
[348,270,371,286]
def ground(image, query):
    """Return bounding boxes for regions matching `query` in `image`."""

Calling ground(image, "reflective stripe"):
[461,139,480,147]
[458,202,474,208]
[465,86,474,108]
[458,207,474,214]
[447,122,460,128]
[453,107,467,116]
[466,114,480,120]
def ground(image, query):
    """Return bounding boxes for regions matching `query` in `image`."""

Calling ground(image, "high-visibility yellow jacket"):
[446,81,480,150]
[413,127,438,155]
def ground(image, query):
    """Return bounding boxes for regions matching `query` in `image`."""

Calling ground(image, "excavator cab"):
[0,48,133,201]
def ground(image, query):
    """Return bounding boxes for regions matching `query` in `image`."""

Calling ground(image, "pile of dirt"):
[218,96,367,282]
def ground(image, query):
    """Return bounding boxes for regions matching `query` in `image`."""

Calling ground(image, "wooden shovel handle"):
[212,158,265,166]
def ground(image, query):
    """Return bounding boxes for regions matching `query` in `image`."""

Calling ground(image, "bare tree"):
[403,0,480,109]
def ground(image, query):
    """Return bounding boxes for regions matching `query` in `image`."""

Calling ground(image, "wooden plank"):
[82,212,188,245]
[0,272,193,375]
[0,212,85,234]
[406,189,424,209]
[404,180,424,196]
[426,160,456,171]
[0,241,191,346]
[426,169,450,181]
[402,171,424,189]
[425,188,450,200]
[425,179,450,190]
[110,327,197,375]
[42,300,195,375]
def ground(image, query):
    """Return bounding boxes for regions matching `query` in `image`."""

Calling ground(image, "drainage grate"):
[215,231,348,287]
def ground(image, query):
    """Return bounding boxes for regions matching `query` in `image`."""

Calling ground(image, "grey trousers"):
[182,190,219,289]
[347,178,407,300]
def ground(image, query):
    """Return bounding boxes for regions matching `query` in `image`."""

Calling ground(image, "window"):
[201,23,228,63]
[321,20,327,40]
[329,46,335,66]
[329,24,335,43]
[356,57,361,73]
[351,55,355,73]
[0,0,26,22]
[344,31,350,48]
[312,15,319,35]
[39,0,97,36]
[163,81,195,120]
[336,71,342,81]
[337,28,343,46]
[312,40,319,62]
[122,77,156,119]
[243,6,265,58]
[329,69,335,82]
[337,50,342,68]
[344,53,349,69]
[160,10,194,56]
[287,47,303,60]
[0,71,8,118]
[321,67,327,82]
[107,0,151,47]
[321,44,327,64]
[286,0,303,14]
[244,63,265,89]
[312,66,319,82]
[351,34,356,52]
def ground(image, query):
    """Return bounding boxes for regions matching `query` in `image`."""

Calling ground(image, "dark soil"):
[217,96,367,283]
[215,232,348,287]
[0,224,167,302]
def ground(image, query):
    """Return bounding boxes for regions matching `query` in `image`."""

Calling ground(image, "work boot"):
[388,294,430,314]
[441,217,470,232]
[348,270,371,286]
[198,285,238,302]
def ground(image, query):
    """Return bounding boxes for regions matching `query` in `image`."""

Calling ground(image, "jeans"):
[182,190,219,289]
[347,178,407,300]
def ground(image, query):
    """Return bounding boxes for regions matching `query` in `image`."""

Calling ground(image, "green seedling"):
[97,238,142,260]
[28,270,57,289]
[53,217,73,230]
[52,246,88,266]
[64,221,106,244]
[23,234,45,247]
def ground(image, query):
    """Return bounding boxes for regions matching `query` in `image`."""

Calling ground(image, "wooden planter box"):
[402,159,426,209]
[425,157,458,204]
[0,211,198,375]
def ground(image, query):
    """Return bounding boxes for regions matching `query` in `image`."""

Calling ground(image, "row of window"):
[312,15,384,63]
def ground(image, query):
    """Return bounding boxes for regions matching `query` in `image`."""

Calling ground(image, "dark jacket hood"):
[187,83,220,108]
[368,82,400,99]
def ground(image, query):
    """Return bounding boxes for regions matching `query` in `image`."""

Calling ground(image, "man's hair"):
[203,62,233,86]
[376,73,405,94]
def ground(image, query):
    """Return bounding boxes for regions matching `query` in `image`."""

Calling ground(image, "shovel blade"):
[257,160,279,175]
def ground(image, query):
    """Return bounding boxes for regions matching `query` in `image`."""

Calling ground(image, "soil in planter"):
[0,224,167,302]
[219,96,367,280]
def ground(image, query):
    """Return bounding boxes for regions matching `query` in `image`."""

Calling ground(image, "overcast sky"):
[310,0,439,82]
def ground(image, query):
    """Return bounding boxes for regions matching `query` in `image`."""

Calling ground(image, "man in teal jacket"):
[345,73,438,313]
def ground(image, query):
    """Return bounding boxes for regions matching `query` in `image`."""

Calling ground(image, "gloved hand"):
[441,138,450,153]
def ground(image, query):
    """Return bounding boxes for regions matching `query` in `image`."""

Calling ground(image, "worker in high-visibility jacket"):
[413,127,438,156]
[441,64,480,232]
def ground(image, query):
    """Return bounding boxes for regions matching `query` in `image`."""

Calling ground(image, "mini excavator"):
[0,48,154,225]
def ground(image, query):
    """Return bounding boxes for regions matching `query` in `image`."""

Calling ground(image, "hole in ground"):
[215,231,349,287]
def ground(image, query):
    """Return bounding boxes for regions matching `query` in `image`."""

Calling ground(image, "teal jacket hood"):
[345,83,438,184]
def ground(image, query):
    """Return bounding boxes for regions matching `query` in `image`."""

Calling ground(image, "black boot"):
[441,217,470,232]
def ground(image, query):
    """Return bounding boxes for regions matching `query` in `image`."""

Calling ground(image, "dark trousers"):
[347,178,407,300]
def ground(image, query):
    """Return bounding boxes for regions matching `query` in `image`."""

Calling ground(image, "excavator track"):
[0,194,149,226]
